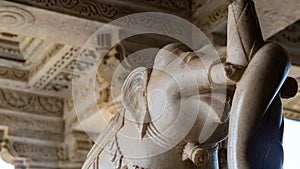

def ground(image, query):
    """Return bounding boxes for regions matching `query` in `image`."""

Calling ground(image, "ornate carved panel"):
[0,65,29,82]
[5,140,63,161]
[8,0,191,24]
[193,0,232,35]
[0,88,63,117]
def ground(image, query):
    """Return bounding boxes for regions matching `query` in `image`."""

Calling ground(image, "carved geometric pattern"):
[0,43,23,62]
[33,47,80,91]
[0,88,63,117]
[41,48,101,94]
[0,33,44,63]
[29,44,65,79]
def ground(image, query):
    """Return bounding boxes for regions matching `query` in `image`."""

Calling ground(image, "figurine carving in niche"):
[82,0,298,169]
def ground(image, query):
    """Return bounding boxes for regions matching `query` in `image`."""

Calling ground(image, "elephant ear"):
[121,67,151,138]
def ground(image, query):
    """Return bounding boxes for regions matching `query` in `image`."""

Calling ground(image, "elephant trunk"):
[227,43,290,169]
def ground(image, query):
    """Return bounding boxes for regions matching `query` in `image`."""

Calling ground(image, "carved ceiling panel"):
[7,0,192,21]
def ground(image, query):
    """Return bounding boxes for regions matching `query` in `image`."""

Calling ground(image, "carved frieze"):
[9,0,133,23]
[141,0,191,14]
[5,140,63,160]
[193,1,231,34]
[9,0,191,24]
[0,66,29,82]
[0,88,63,117]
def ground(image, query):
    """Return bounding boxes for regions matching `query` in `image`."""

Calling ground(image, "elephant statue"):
[82,0,298,169]
[83,42,232,169]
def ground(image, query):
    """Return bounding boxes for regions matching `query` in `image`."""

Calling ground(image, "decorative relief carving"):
[43,82,69,92]
[0,6,35,28]
[37,48,100,93]
[142,0,191,12]
[118,15,185,39]
[52,71,80,84]
[0,88,63,117]
[0,45,21,56]
[38,96,64,113]
[0,66,29,82]
[33,47,79,90]
[30,44,64,79]
[196,2,230,33]
[10,0,132,23]
[10,0,191,24]
[5,140,63,160]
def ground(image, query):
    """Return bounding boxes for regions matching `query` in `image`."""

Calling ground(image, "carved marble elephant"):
[82,0,298,169]
[83,43,232,169]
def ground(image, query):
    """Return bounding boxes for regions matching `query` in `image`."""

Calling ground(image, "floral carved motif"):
[0,66,29,82]
[0,88,63,117]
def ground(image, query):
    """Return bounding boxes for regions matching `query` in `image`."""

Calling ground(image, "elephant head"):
[83,42,232,169]
[115,43,233,168]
